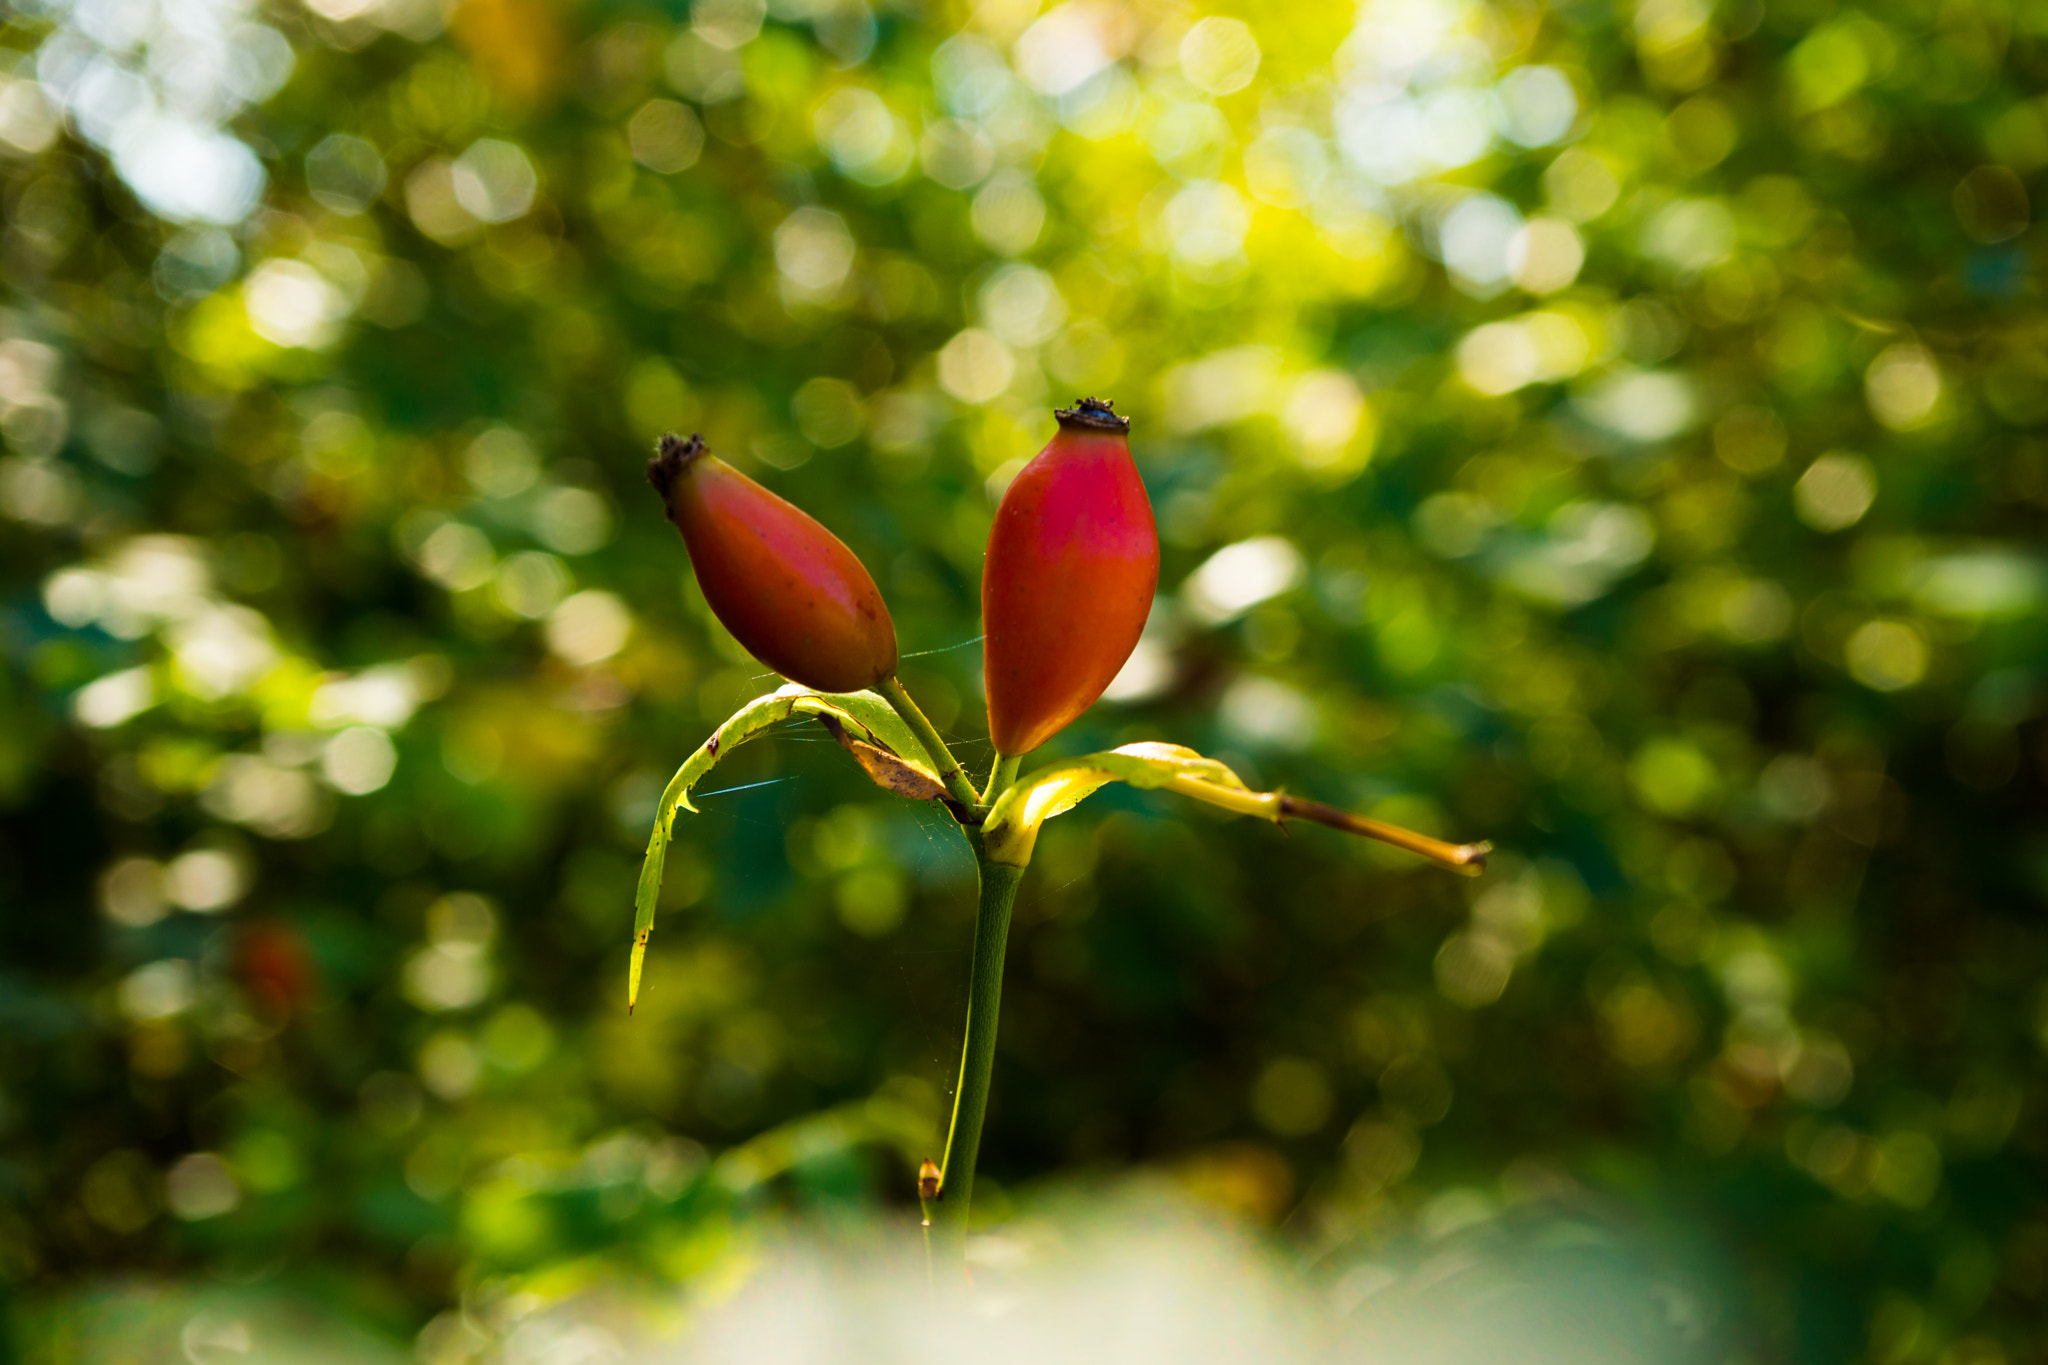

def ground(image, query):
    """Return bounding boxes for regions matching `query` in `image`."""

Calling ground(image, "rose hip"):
[982,399,1157,756]
[648,433,897,694]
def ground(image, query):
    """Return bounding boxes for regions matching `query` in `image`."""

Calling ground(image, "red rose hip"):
[982,399,1158,757]
[648,433,897,694]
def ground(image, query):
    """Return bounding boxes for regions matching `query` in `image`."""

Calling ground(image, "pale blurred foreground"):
[26,1184,1732,1364]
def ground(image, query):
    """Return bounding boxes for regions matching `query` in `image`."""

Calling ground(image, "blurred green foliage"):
[2,0,2046,1357]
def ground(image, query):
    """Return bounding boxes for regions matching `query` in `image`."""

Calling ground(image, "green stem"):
[932,838,1024,1262]
[981,753,1022,806]
[876,674,979,810]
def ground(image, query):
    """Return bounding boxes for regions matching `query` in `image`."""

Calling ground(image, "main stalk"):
[924,835,1024,1261]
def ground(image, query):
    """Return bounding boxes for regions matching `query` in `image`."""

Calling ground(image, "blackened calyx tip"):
[647,432,707,500]
[1055,397,1130,434]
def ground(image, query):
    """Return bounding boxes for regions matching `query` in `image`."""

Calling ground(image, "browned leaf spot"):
[815,714,953,807]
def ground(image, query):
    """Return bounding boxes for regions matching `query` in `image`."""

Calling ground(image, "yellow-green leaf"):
[980,740,1488,876]
[631,684,943,1010]
[981,742,1247,867]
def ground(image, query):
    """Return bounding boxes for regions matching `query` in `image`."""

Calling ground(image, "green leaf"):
[631,684,942,1011]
